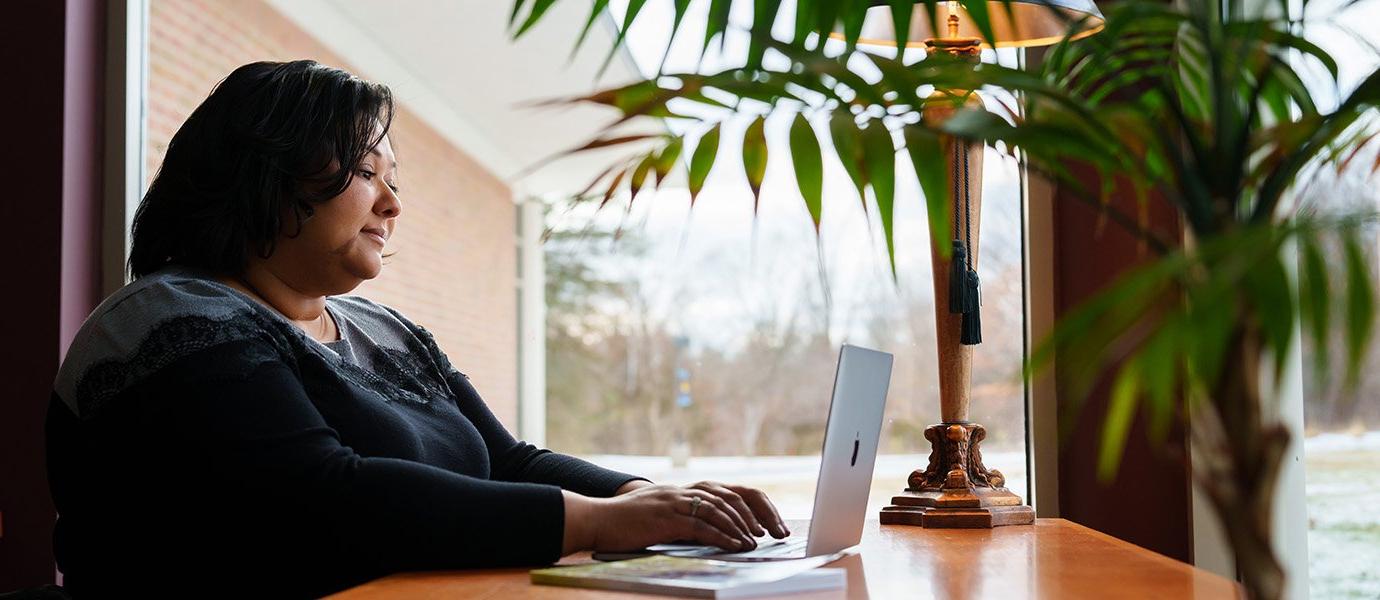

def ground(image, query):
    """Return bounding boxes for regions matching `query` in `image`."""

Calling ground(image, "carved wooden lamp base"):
[880,422,1034,528]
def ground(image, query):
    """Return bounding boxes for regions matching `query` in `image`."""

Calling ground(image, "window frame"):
[104,0,148,296]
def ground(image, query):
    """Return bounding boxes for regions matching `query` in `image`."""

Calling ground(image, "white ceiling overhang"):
[265,0,662,198]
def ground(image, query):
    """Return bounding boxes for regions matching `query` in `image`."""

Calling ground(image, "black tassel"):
[961,304,982,345]
[960,268,982,345]
[948,240,968,314]
[962,266,981,314]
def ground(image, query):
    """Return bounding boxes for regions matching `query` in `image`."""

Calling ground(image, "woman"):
[46,60,788,598]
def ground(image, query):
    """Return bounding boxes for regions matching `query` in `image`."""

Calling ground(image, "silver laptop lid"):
[804,344,893,556]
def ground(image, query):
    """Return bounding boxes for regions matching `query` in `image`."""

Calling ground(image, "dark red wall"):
[1051,166,1193,561]
[1,0,105,590]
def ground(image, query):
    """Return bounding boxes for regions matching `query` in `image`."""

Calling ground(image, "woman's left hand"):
[617,479,790,540]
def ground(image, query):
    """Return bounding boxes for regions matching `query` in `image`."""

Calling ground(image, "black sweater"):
[46,267,643,598]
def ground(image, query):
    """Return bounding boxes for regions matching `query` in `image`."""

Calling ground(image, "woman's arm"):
[157,340,572,570]
[392,311,650,497]
[615,479,656,495]
[383,309,787,549]
[443,370,650,496]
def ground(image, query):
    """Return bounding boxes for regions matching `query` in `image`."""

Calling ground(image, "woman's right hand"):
[562,485,759,555]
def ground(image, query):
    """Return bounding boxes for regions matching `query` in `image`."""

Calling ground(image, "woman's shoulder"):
[54,264,297,418]
[89,264,265,324]
[68,263,285,347]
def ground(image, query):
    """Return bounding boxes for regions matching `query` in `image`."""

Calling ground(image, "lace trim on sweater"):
[73,309,454,420]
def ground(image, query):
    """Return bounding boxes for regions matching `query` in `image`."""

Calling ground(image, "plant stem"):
[1197,321,1288,600]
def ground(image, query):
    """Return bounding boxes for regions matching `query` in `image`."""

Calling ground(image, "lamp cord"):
[962,139,972,271]
[953,140,961,237]
[953,137,982,345]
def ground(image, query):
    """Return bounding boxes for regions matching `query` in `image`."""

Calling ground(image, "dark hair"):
[128,60,395,279]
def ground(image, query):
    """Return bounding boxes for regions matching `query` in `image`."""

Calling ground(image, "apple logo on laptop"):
[851,434,860,467]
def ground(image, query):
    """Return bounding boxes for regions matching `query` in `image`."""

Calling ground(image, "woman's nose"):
[377,187,401,218]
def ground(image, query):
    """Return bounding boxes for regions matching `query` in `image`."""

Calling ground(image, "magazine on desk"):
[530,553,848,598]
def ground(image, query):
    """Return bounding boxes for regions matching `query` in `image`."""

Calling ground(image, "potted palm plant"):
[510,0,1380,597]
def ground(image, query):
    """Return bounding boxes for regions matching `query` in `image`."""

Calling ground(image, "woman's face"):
[260,134,402,296]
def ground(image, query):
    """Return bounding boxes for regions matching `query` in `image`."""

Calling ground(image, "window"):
[545,0,1032,518]
[1299,0,1380,596]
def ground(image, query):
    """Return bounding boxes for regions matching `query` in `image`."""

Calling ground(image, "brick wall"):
[146,0,519,425]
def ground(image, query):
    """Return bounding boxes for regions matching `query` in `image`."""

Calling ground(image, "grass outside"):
[1305,432,1380,599]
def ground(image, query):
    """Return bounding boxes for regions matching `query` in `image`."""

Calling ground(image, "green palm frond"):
[512,0,1380,481]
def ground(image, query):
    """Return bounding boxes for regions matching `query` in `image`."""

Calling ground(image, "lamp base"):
[879,422,1034,529]
[880,495,1035,528]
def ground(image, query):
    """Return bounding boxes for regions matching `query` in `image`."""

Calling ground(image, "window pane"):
[547,138,1029,516]
[548,13,1032,514]
[1300,0,1380,596]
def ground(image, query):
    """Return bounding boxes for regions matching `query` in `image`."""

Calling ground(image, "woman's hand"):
[562,482,789,555]
[683,481,790,539]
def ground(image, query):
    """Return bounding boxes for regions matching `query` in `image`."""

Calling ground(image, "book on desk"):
[530,553,847,598]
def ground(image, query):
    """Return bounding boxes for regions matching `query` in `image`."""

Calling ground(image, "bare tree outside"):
[542,144,1032,460]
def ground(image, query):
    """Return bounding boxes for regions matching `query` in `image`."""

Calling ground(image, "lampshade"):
[847,0,1105,49]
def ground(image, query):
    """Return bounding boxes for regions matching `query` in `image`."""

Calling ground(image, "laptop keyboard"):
[716,536,808,558]
[750,538,808,555]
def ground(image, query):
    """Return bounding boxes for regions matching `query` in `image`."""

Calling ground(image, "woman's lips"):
[362,229,387,245]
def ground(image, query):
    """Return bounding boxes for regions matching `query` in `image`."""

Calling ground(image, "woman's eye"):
[358,170,375,180]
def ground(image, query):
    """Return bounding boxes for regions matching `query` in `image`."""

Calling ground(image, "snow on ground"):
[1305,432,1380,599]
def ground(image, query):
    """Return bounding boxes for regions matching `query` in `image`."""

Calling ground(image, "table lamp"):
[839,0,1104,528]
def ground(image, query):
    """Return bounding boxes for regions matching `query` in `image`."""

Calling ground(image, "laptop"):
[656,344,893,562]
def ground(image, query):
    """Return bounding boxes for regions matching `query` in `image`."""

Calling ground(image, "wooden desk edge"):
[330,518,1242,599]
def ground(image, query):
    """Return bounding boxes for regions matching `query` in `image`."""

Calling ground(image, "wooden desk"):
[329,519,1240,599]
